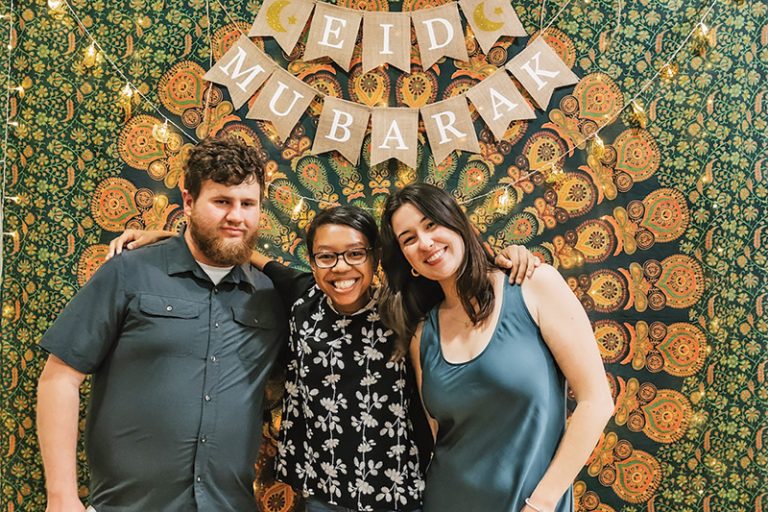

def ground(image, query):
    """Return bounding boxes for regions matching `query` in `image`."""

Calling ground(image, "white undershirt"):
[196,260,234,285]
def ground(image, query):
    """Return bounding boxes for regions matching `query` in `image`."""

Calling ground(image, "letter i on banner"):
[312,97,370,165]
[411,3,469,69]
[362,11,411,73]
[304,3,363,71]
[249,0,315,55]
[465,69,536,141]
[203,35,275,110]
[420,96,480,165]
[505,37,579,109]
[370,107,419,168]
[246,68,317,142]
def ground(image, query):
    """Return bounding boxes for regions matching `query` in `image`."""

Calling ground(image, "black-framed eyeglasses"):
[313,248,373,269]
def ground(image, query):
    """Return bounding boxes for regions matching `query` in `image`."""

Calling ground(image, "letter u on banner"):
[505,37,579,109]
[312,97,370,165]
[420,95,480,165]
[203,35,275,110]
[248,0,315,55]
[304,3,363,71]
[246,68,317,142]
[411,3,469,69]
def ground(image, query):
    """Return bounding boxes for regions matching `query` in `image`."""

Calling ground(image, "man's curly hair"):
[184,137,266,199]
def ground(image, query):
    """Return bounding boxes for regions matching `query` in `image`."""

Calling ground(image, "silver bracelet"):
[525,498,545,512]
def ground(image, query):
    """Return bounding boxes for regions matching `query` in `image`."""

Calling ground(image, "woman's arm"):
[520,265,614,512]
[409,325,438,441]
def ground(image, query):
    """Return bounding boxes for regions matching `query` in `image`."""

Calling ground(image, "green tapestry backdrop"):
[1,0,766,510]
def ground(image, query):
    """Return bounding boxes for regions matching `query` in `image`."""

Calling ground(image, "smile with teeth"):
[332,278,358,291]
[425,247,446,264]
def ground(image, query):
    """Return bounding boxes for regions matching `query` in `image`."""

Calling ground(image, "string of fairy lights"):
[0,0,720,241]
[0,0,17,281]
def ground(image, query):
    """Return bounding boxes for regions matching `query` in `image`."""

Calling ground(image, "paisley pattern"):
[3,1,764,512]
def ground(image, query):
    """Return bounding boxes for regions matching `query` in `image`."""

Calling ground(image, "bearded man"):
[36,137,286,512]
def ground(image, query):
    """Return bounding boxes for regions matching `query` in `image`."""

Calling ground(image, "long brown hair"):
[379,183,497,343]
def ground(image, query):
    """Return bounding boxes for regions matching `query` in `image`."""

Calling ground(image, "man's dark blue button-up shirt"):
[40,234,286,512]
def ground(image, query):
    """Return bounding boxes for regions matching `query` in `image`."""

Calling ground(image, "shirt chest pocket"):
[125,294,205,357]
[232,306,280,365]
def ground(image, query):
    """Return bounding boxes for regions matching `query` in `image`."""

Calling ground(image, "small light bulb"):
[152,119,170,143]
[292,198,304,216]
[121,82,134,98]
[7,120,18,127]
[47,0,64,9]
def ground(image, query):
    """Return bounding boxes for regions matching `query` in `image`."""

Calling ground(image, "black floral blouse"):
[263,262,425,512]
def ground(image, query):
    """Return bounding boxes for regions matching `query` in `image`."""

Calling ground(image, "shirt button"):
[210,355,217,363]
[200,435,207,443]
[196,476,201,483]
[204,394,211,402]
[166,305,173,311]
[214,322,220,328]
[213,287,218,294]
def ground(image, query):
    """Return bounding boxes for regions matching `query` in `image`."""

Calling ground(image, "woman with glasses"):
[108,205,538,512]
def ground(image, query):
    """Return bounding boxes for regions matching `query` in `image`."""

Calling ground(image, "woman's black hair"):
[306,205,380,263]
[379,183,498,343]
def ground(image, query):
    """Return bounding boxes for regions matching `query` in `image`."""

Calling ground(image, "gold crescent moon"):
[473,2,505,32]
[266,0,290,34]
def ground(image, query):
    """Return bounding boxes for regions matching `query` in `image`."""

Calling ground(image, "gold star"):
[287,15,297,25]
[494,6,503,15]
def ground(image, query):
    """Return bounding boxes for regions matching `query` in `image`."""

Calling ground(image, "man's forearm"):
[37,361,84,502]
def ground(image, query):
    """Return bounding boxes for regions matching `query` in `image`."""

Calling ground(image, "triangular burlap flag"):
[505,37,579,109]
[246,68,317,142]
[362,11,411,74]
[248,0,315,55]
[203,35,275,110]
[465,69,536,140]
[370,107,419,168]
[411,4,469,69]
[312,97,370,165]
[420,96,480,164]
[303,3,363,71]
[458,0,526,54]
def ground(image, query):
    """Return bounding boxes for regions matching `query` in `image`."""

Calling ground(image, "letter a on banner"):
[362,11,411,74]
[505,37,579,109]
[421,96,480,164]
[304,3,363,72]
[312,97,370,165]
[370,107,419,168]
[204,35,275,110]
[465,69,536,140]
[249,0,315,55]
[458,0,526,55]
[246,68,317,142]
[411,4,469,69]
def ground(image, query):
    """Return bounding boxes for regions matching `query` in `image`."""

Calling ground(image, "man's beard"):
[188,217,257,266]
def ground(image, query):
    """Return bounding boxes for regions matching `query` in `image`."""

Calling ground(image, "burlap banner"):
[465,68,536,140]
[421,96,480,164]
[505,37,580,109]
[362,11,412,74]
[458,0,526,54]
[411,3,469,69]
[370,107,419,168]
[248,0,315,55]
[312,97,370,165]
[245,68,317,142]
[303,2,363,71]
[203,35,275,110]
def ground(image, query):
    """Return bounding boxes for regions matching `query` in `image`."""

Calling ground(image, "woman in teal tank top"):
[379,184,614,512]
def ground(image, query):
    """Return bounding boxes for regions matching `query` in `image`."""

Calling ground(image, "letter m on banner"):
[204,35,275,110]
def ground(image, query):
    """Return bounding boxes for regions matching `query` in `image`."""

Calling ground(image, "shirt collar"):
[164,229,257,291]
[324,287,379,316]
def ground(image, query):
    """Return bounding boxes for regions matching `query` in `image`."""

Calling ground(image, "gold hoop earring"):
[411,267,419,277]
